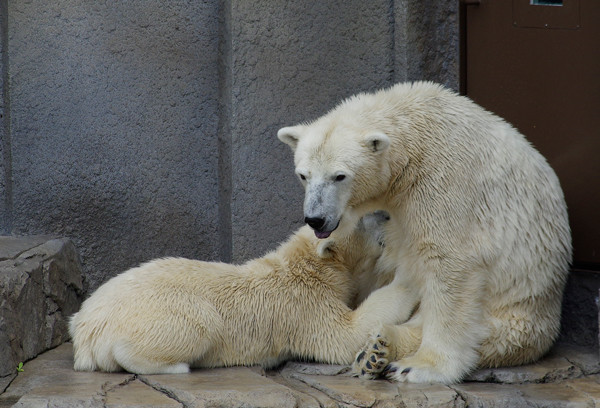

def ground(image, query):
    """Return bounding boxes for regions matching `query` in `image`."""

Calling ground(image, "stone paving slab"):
[1,343,599,408]
[1,344,135,407]
[105,379,182,408]
[464,345,596,384]
[139,367,299,407]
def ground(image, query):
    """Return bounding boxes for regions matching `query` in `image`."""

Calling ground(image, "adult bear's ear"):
[364,132,390,153]
[277,126,304,151]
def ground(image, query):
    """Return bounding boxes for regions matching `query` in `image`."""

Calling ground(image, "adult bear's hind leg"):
[478,298,561,368]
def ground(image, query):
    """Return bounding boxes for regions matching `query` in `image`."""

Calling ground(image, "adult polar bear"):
[277,81,572,384]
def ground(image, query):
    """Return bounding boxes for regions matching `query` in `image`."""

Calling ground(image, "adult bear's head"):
[278,112,392,239]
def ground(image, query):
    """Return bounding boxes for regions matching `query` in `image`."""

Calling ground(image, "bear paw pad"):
[352,334,390,379]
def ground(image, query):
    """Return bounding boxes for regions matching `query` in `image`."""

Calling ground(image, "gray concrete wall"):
[228,0,396,262]
[0,1,9,235]
[396,0,459,87]
[0,1,459,292]
[4,1,223,291]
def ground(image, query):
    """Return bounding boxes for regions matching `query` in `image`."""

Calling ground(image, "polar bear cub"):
[278,81,572,383]
[69,212,416,374]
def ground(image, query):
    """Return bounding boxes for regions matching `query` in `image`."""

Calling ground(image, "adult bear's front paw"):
[351,333,390,379]
[383,353,460,384]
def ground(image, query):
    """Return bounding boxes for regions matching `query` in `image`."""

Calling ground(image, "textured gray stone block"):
[0,236,83,378]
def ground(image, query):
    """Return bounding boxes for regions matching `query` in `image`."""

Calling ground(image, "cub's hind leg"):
[109,305,221,374]
[112,341,191,374]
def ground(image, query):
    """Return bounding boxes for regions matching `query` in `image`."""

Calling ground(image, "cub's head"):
[316,210,389,273]
[278,117,391,239]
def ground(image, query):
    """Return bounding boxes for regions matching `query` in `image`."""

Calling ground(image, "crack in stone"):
[466,371,501,384]
[562,379,599,405]
[288,373,372,408]
[137,375,187,407]
[285,387,324,408]
[564,355,600,376]
[0,373,17,394]
[453,391,467,408]
[538,365,582,384]
[0,242,47,262]
[100,375,136,395]
[98,375,138,408]
[269,373,332,408]
[448,385,469,407]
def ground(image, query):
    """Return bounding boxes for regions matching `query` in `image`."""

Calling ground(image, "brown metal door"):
[462,0,600,269]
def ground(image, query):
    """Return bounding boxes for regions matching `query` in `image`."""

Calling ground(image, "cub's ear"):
[364,132,390,153]
[316,239,336,258]
[277,126,305,151]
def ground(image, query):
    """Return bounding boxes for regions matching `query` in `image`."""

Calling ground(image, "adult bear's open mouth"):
[315,230,333,239]
[309,220,340,239]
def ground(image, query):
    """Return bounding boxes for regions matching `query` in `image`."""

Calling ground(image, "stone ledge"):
[0,236,84,382]
[465,344,600,384]
[2,343,598,408]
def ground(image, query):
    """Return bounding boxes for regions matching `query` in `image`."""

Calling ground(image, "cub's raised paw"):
[352,334,389,379]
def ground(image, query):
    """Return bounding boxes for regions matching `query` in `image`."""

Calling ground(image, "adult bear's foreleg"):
[354,266,487,384]
[391,268,486,383]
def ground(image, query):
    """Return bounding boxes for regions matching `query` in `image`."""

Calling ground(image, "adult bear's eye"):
[334,174,346,182]
[299,173,307,181]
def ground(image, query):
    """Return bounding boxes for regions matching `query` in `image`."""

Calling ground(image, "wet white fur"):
[278,81,571,383]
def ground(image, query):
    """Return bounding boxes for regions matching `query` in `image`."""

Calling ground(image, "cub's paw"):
[352,334,390,379]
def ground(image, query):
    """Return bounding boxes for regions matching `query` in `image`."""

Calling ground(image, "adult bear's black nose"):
[305,217,326,231]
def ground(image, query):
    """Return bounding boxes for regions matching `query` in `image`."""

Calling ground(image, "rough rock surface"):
[0,236,83,382]
[1,343,598,408]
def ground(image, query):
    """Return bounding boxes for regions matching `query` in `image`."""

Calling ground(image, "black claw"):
[361,369,366,376]
[373,343,379,350]
[401,367,412,375]
[365,361,372,370]
[383,365,397,375]
[370,355,376,363]
[356,351,366,363]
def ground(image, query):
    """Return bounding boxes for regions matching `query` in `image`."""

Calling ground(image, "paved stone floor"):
[1,343,599,407]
